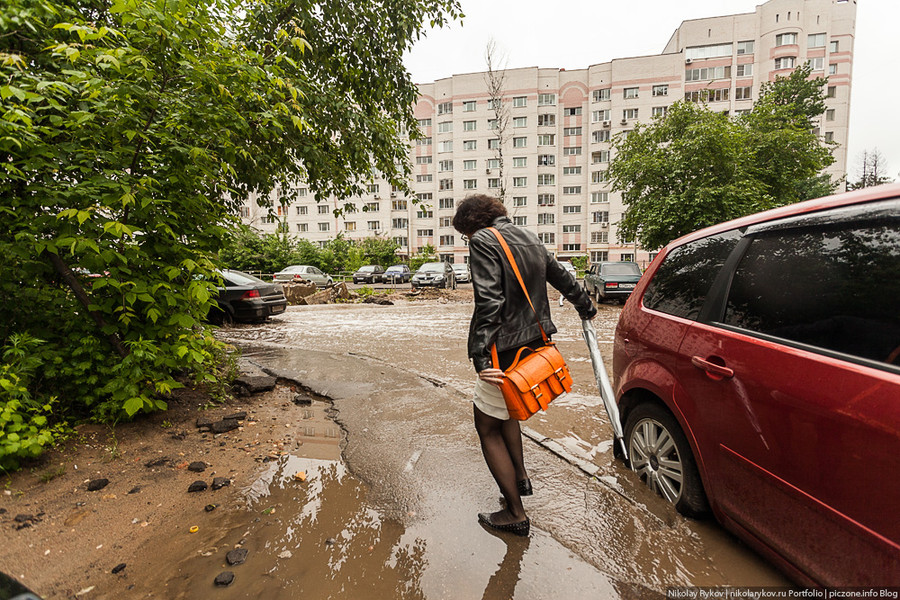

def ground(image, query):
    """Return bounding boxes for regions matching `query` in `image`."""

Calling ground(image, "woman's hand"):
[478,368,505,386]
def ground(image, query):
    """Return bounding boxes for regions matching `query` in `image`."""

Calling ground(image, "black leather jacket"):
[467,216,597,372]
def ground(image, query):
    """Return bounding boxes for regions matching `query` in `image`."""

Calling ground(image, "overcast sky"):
[404,0,898,183]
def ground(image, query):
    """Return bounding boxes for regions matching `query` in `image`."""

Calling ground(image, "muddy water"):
[206,297,791,596]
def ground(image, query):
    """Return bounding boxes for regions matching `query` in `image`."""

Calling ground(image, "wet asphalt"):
[207,293,790,598]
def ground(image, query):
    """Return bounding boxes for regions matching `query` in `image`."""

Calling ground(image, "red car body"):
[613,184,900,586]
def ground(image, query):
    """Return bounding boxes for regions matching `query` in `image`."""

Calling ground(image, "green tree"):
[360,237,401,268]
[0,0,460,438]
[610,64,836,250]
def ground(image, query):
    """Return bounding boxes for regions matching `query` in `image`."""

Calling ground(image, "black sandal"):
[518,478,533,496]
[478,512,531,537]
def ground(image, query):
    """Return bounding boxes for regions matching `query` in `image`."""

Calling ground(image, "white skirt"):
[472,377,510,420]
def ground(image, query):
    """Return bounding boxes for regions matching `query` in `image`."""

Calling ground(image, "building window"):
[488,138,500,150]
[365,202,380,212]
[620,253,634,262]
[624,87,639,99]
[417,208,433,218]
[592,171,608,183]
[392,218,408,229]
[830,40,839,53]
[592,88,611,102]
[463,120,477,131]
[591,231,609,243]
[513,116,527,128]
[438,159,453,172]
[562,166,582,175]
[808,33,826,48]
[592,150,610,164]
[416,192,432,201]
[537,174,555,186]
[736,64,753,77]
[562,225,581,233]
[592,130,610,143]
[592,109,610,122]
[344,221,356,231]
[736,41,755,55]
[808,57,825,71]
[538,194,555,207]
[537,213,555,225]
[537,154,555,166]
[652,106,668,118]
[463,179,477,189]
[417,118,432,128]
[392,200,408,210]
[825,109,835,122]
[562,205,581,214]
[563,146,582,156]
[774,57,796,70]
[513,196,527,207]
[592,210,610,223]
[318,222,330,232]
[462,100,476,112]
[416,174,432,183]
[564,107,582,116]
[463,159,477,171]
[513,216,527,226]
[591,192,608,203]
[298,223,308,232]
[438,140,453,153]
[486,158,500,170]
[685,66,731,81]
[824,131,834,142]
[685,42,733,60]
[416,155,433,165]
[538,93,556,106]
[297,205,308,215]
[827,85,837,98]
[487,178,500,188]
[539,232,555,244]
[652,85,668,97]
[563,127,582,136]
[439,235,454,246]
[735,86,753,101]
[513,137,527,148]
[417,137,432,146]
[439,179,453,191]
[513,177,527,188]
[538,114,556,127]
[438,121,452,133]
[623,108,638,120]
[437,101,453,115]
[829,63,838,75]
[684,88,730,103]
[487,118,498,130]
[393,236,408,247]
[562,186,582,195]
[439,216,452,227]
[513,157,527,168]
[239,206,250,218]
[463,140,477,151]
[513,96,527,107]
[775,33,798,47]
[591,251,609,262]
[417,229,433,237]
[318,204,330,214]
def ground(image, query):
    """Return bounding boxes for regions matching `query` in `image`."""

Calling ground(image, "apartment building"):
[241,0,855,267]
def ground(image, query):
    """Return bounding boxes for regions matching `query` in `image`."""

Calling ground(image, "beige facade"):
[241,0,855,267]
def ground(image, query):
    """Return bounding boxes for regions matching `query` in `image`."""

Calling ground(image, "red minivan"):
[613,184,900,586]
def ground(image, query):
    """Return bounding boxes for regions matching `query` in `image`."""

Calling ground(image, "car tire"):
[624,402,709,518]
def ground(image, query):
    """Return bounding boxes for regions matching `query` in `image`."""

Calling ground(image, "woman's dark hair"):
[452,194,507,237]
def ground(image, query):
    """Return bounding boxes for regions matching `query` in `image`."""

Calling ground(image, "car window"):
[360,266,376,272]
[722,219,900,366]
[601,263,641,276]
[221,270,264,286]
[643,229,742,320]
[420,263,444,272]
[311,267,321,275]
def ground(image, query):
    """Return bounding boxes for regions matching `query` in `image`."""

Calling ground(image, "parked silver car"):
[451,263,470,283]
[273,265,333,287]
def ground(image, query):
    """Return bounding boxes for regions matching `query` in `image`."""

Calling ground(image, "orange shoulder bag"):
[487,227,573,420]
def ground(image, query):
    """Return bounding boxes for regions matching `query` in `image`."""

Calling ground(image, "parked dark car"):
[352,265,385,284]
[411,262,456,289]
[613,184,900,586]
[209,269,287,324]
[382,264,411,284]
[273,265,333,287]
[584,261,642,301]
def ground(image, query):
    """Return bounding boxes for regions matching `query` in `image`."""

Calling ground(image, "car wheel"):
[624,402,709,517]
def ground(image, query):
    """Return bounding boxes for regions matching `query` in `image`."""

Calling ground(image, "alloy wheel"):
[628,417,684,503]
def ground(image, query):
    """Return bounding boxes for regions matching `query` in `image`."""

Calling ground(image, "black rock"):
[196,416,214,429]
[187,462,207,473]
[224,411,247,421]
[15,522,31,530]
[214,571,235,587]
[226,548,248,566]
[204,504,217,512]
[87,478,109,492]
[144,457,171,468]
[170,430,187,441]
[211,477,230,490]
[292,394,312,406]
[128,486,142,495]
[112,563,126,574]
[232,375,277,394]
[187,480,208,493]
[14,514,33,523]
[211,419,239,434]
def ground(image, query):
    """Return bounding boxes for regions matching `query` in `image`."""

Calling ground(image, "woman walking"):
[452,194,597,536]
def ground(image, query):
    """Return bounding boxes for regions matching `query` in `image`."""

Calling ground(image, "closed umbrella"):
[581,319,628,460]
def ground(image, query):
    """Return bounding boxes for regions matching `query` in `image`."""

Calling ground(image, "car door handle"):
[691,356,734,379]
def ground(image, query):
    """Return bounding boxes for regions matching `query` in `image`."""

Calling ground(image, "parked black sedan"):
[352,265,385,284]
[209,269,287,324]
[583,261,643,301]
[411,262,456,289]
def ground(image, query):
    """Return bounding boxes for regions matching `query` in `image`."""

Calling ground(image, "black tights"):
[474,405,528,522]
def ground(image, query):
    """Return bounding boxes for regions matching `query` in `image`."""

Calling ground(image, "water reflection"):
[480,534,530,600]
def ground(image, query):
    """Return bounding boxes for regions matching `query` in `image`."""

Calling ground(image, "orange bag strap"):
[487,226,549,368]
